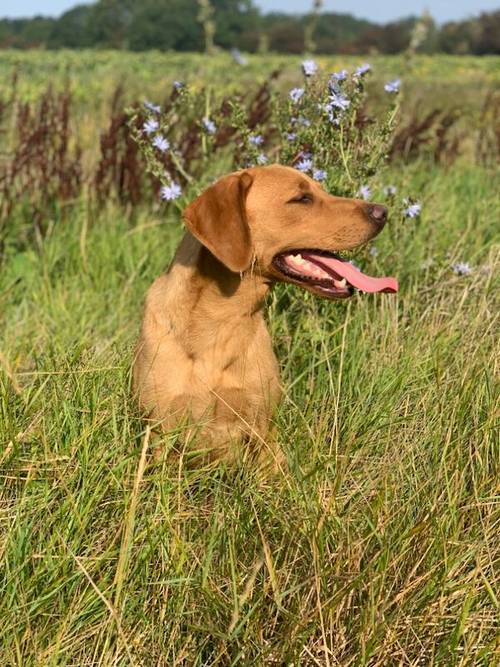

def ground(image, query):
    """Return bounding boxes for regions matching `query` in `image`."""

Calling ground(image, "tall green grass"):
[0,157,498,664]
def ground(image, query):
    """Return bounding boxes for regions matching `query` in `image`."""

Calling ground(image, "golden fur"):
[133,164,386,471]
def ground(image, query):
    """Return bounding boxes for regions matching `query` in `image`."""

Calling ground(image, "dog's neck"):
[167,233,271,353]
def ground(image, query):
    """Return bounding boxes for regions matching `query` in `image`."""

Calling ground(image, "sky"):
[1,0,498,24]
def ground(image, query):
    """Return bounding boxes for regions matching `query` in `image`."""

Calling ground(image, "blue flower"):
[403,200,422,218]
[331,69,348,82]
[286,132,297,142]
[290,115,311,127]
[160,182,182,201]
[173,81,184,90]
[451,261,473,275]
[144,101,161,114]
[289,88,305,103]
[384,79,401,93]
[384,185,397,196]
[202,117,217,134]
[302,59,318,77]
[354,63,371,77]
[313,169,327,181]
[296,158,313,173]
[358,185,371,200]
[152,135,170,152]
[249,134,264,146]
[328,92,350,111]
[231,48,247,66]
[256,153,268,165]
[143,119,159,135]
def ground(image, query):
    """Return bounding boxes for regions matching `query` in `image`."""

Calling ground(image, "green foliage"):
[0,160,498,664]
[0,52,498,663]
[1,3,499,54]
[131,63,400,204]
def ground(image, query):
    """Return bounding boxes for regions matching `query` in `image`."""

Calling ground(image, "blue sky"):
[1,0,498,23]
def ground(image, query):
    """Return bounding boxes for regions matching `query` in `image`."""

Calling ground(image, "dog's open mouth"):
[272,250,398,299]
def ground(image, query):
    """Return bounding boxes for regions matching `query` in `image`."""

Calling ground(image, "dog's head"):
[183,165,397,299]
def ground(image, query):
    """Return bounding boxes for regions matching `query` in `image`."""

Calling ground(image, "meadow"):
[0,51,498,665]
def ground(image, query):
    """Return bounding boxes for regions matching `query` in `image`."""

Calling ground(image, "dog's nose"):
[366,204,387,226]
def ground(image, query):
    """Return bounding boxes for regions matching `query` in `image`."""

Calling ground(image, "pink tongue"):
[304,253,398,294]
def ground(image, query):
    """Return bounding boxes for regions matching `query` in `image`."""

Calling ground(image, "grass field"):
[0,52,499,665]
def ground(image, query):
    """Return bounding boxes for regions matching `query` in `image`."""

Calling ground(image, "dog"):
[133,165,397,471]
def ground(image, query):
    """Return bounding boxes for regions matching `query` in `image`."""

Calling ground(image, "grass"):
[0,155,498,665]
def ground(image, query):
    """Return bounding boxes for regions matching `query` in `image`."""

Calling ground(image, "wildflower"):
[286,132,297,142]
[144,101,161,114]
[354,63,371,77]
[249,134,264,146]
[256,153,268,165]
[289,87,305,103]
[403,200,422,218]
[202,117,217,134]
[384,185,397,196]
[296,158,313,173]
[290,115,311,127]
[384,79,401,94]
[358,185,371,200]
[328,92,350,111]
[173,80,184,90]
[160,182,182,201]
[369,246,379,257]
[313,169,327,181]
[451,262,473,276]
[152,135,170,152]
[143,119,159,135]
[231,48,247,66]
[302,59,318,77]
[421,258,434,269]
[331,69,348,82]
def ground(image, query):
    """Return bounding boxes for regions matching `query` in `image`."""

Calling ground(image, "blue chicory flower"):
[302,59,318,77]
[331,69,348,82]
[296,158,313,173]
[384,79,401,93]
[384,185,398,196]
[313,169,327,181]
[256,153,268,165]
[173,80,184,90]
[160,182,182,201]
[286,132,298,142]
[143,119,159,135]
[152,135,170,152]
[451,262,473,275]
[403,200,422,218]
[289,88,305,103]
[358,185,372,200]
[202,117,217,134]
[328,92,350,111]
[354,63,371,77]
[249,134,264,146]
[144,101,161,114]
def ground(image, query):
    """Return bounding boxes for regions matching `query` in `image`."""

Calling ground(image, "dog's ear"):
[182,172,254,273]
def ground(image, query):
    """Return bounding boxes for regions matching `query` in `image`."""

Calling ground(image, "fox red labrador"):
[133,165,397,471]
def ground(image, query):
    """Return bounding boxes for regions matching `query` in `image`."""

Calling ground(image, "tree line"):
[0,0,499,54]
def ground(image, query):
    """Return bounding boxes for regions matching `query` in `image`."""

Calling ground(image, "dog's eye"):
[290,193,313,204]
